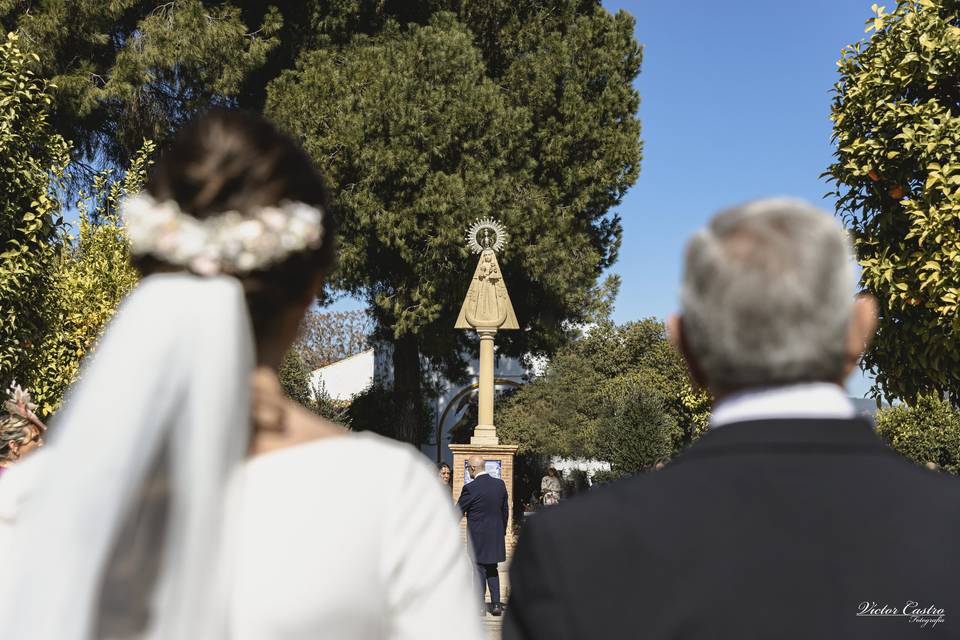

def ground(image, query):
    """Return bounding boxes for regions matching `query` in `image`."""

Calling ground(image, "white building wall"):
[309,349,375,401]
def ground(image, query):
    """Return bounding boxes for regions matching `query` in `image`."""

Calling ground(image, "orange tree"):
[827,0,960,403]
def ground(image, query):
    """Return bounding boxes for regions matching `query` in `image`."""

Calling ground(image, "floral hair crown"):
[122,193,325,276]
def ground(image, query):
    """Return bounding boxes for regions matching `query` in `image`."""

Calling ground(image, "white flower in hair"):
[122,193,325,275]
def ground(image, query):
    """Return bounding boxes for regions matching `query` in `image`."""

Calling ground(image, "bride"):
[0,109,483,639]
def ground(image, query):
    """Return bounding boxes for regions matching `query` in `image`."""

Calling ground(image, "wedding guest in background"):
[504,198,960,639]
[438,462,452,490]
[0,109,482,640]
[458,455,508,617]
[539,467,561,506]
[0,383,46,474]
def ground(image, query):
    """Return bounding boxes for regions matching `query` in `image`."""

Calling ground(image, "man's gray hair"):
[680,198,856,394]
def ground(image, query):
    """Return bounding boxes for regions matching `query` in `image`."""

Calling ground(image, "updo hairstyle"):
[137,108,337,342]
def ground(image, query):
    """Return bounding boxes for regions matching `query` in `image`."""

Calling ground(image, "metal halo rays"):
[465,218,507,254]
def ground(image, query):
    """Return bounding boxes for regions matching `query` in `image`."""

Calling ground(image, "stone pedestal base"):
[470,424,499,445]
[450,442,519,558]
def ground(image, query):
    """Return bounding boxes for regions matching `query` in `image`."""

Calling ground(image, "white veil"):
[1,273,254,639]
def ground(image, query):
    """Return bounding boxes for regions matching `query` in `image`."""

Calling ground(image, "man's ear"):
[668,314,707,390]
[667,314,683,351]
[843,295,879,378]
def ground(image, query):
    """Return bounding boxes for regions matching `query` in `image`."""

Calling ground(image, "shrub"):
[278,349,312,408]
[499,320,709,459]
[600,385,675,477]
[312,376,351,425]
[589,469,620,486]
[28,145,152,415]
[875,394,960,474]
[0,33,70,389]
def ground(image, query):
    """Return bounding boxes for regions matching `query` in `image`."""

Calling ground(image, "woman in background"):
[438,462,452,491]
[0,384,46,474]
[540,467,562,506]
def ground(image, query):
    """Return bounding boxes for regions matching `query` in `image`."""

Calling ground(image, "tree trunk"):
[391,334,426,445]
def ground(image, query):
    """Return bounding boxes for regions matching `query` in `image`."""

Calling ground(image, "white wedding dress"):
[0,432,481,640]
[228,432,480,639]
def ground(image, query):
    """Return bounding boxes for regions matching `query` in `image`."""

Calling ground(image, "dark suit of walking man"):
[458,454,509,616]
[504,199,960,639]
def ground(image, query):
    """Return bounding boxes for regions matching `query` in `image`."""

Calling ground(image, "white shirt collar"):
[710,382,855,429]
[473,470,488,478]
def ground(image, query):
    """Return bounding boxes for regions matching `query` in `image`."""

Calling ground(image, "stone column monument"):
[449,218,521,561]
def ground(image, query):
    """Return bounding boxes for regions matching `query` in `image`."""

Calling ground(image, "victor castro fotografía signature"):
[857,601,946,629]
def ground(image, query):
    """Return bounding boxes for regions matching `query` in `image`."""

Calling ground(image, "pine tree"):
[1,0,281,177]
[267,5,642,443]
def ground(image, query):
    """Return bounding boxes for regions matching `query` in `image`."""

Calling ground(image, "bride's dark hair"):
[138,108,336,341]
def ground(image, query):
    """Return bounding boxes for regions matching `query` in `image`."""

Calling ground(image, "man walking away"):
[458,455,509,617]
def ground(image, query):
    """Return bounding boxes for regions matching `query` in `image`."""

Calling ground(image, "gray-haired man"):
[504,199,960,639]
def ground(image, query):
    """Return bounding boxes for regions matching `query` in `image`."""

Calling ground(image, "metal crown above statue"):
[455,218,519,331]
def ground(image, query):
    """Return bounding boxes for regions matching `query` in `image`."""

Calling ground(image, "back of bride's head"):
[3,110,340,639]
[136,108,336,342]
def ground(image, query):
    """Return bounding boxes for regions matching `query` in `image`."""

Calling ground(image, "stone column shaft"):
[472,329,498,444]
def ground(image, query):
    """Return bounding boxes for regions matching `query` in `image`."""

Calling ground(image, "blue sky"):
[599,0,878,396]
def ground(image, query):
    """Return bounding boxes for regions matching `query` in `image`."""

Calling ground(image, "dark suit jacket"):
[458,472,509,564]
[505,418,960,639]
